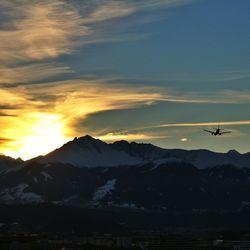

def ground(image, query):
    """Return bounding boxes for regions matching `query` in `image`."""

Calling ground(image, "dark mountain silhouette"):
[34,135,250,169]
[0,135,250,231]
[0,155,23,173]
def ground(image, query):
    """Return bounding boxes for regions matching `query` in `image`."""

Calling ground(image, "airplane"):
[203,124,231,136]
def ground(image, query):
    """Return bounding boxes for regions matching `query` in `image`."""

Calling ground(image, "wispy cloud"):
[0,0,193,63]
[83,1,135,23]
[157,121,250,128]
[0,0,196,83]
[0,63,73,84]
[0,0,90,63]
[163,90,250,104]
[0,0,89,87]
[130,0,195,10]
[83,0,194,24]
[219,90,250,103]
[23,79,221,107]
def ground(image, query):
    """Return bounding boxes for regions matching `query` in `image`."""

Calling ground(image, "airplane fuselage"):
[213,129,221,136]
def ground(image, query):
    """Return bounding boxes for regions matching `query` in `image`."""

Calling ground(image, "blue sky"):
[0,0,249,159]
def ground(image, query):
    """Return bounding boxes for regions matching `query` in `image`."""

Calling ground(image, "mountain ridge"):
[0,135,250,216]
[1,135,250,169]
[41,135,250,169]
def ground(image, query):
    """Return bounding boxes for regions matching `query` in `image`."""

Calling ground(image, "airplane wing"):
[203,129,214,134]
[221,131,231,134]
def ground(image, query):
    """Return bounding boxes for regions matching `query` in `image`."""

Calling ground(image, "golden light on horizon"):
[98,132,161,142]
[2,113,70,160]
[0,80,168,160]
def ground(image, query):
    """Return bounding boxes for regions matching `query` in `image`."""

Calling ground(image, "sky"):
[0,0,249,160]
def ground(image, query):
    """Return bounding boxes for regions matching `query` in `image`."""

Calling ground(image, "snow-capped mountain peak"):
[42,135,142,167]
[62,135,108,154]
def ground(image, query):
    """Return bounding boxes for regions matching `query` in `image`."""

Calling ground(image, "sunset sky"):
[0,0,250,160]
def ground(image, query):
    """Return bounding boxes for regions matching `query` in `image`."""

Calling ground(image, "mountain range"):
[28,135,250,169]
[1,135,250,231]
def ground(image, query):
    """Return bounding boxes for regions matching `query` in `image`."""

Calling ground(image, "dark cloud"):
[0,104,20,110]
[0,138,13,144]
[0,113,16,117]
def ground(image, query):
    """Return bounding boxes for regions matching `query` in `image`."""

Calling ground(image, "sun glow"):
[2,113,70,160]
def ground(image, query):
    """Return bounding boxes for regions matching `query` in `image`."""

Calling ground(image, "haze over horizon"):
[0,0,249,160]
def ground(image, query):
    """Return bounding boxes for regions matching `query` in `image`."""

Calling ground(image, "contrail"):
[123,120,250,132]
[157,120,250,128]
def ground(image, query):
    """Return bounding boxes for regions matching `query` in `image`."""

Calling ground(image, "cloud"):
[180,137,188,142]
[25,79,218,124]
[218,90,250,103]
[0,0,90,63]
[97,132,164,142]
[0,0,194,64]
[0,0,197,85]
[81,0,194,24]
[156,121,250,130]
[162,89,250,104]
[83,1,135,23]
[0,0,88,86]
[0,138,13,145]
[0,63,73,84]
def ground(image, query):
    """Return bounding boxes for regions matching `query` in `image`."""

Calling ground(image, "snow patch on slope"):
[0,184,43,204]
[185,150,250,169]
[41,171,53,181]
[154,158,182,166]
[52,195,79,206]
[112,202,142,209]
[93,179,117,201]
[33,177,38,183]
